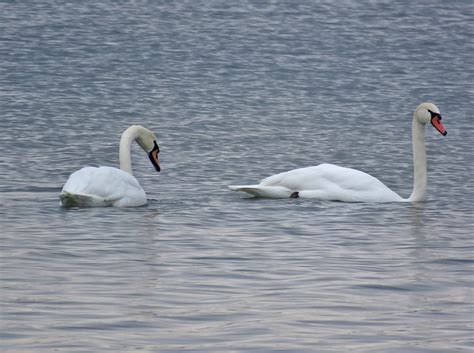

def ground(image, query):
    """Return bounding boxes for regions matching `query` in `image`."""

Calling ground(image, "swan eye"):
[153,141,160,153]
[428,110,442,120]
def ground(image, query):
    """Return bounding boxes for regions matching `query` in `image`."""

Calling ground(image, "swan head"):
[414,102,447,136]
[133,126,161,172]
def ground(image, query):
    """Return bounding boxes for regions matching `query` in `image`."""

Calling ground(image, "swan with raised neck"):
[229,102,447,202]
[407,102,446,201]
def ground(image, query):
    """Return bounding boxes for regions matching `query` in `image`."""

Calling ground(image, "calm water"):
[1,1,473,352]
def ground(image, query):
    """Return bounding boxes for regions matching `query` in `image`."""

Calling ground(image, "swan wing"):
[228,184,293,198]
[60,166,147,207]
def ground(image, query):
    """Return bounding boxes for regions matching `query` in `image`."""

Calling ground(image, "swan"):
[229,102,447,202]
[59,125,161,207]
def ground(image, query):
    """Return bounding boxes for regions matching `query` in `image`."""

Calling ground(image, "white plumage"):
[60,166,147,207]
[229,102,447,202]
[60,125,160,208]
[230,163,403,202]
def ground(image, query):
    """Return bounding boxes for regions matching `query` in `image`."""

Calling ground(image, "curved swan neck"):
[408,118,427,202]
[119,126,141,175]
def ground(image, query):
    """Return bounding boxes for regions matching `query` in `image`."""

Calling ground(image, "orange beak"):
[431,116,447,136]
[150,149,160,171]
[148,142,161,172]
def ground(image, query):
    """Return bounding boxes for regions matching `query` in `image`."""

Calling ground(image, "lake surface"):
[1,1,473,352]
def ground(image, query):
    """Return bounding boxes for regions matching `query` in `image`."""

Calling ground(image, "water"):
[1,1,473,352]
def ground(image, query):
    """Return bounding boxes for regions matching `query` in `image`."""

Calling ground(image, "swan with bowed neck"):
[229,102,447,202]
[60,125,161,207]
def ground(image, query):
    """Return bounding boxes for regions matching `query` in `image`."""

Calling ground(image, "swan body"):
[229,102,447,202]
[229,164,404,202]
[60,167,147,207]
[60,125,161,208]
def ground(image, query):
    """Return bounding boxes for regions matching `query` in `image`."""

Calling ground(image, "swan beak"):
[149,142,161,172]
[431,116,447,136]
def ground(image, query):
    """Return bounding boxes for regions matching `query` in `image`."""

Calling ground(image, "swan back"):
[261,164,403,202]
[61,166,147,207]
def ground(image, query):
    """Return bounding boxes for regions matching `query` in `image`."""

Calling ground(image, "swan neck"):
[409,118,427,202]
[119,127,139,175]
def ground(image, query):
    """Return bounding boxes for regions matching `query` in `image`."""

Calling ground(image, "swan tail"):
[228,185,292,198]
[59,192,111,208]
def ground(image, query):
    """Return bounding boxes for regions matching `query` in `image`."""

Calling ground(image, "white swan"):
[229,102,447,202]
[60,125,161,207]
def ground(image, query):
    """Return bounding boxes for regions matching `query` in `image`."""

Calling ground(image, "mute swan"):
[229,102,447,202]
[60,125,161,207]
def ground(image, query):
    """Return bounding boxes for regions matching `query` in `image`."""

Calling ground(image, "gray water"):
[1,1,473,352]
